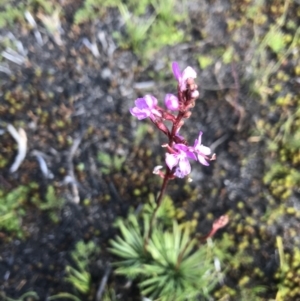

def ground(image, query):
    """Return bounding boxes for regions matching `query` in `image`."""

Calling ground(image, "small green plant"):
[110,212,151,278]
[116,0,185,57]
[65,240,99,294]
[73,0,119,24]
[140,222,217,300]
[74,0,186,58]
[0,0,57,28]
[0,185,33,238]
[115,3,156,53]
[65,265,91,294]
[97,151,126,175]
[0,0,26,28]
[142,193,176,226]
[39,185,64,210]
[102,286,118,301]
[110,211,218,300]
[247,0,299,102]
[33,185,65,223]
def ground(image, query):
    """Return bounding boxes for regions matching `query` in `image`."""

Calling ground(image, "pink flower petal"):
[191,90,199,98]
[165,153,179,170]
[144,95,157,107]
[178,158,191,175]
[172,62,181,80]
[164,94,179,111]
[197,155,209,166]
[129,107,149,120]
[135,97,147,109]
[182,66,197,81]
[197,131,203,145]
[198,145,211,156]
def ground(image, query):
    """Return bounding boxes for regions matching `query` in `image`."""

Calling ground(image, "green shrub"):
[110,211,217,300]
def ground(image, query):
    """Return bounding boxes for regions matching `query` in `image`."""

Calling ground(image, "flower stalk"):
[130,61,220,249]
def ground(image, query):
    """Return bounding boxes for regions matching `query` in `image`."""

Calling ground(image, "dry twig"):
[7,124,27,173]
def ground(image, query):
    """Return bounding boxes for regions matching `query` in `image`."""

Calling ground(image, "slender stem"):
[144,169,171,249]
[150,169,171,222]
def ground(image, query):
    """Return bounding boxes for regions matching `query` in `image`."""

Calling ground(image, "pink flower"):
[165,144,196,178]
[164,93,179,111]
[130,95,162,120]
[172,62,197,92]
[191,131,211,166]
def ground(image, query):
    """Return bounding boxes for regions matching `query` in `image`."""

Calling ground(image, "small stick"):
[95,265,112,301]
[7,124,27,173]
[67,136,82,203]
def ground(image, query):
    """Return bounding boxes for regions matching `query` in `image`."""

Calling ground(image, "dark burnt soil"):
[0,0,299,300]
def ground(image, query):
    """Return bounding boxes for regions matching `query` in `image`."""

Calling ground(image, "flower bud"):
[183,111,192,119]
[165,94,179,111]
[191,90,199,99]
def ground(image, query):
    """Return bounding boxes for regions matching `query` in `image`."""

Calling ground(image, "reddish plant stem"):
[144,168,172,248]
[176,216,229,269]
[144,108,185,249]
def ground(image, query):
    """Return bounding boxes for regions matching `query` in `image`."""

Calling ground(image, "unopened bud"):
[187,78,197,91]
[156,120,169,135]
[191,90,199,98]
[186,78,195,86]
[183,111,192,119]
[185,100,195,110]
[212,215,229,230]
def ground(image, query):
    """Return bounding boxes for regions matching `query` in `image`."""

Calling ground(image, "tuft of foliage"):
[31,185,65,223]
[142,193,176,226]
[65,241,99,294]
[0,2,25,28]
[39,185,64,210]
[97,151,126,175]
[110,211,217,300]
[0,183,67,237]
[0,0,57,29]
[74,0,186,59]
[140,222,216,301]
[109,212,151,278]
[102,286,118,301]
[0,184,33,238]
[74,0,119,24]
[114,2,156,54]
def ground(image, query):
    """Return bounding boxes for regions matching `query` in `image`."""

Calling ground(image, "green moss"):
[0,0,57,29]
[74,0,187,59]
[0,185,34,238]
